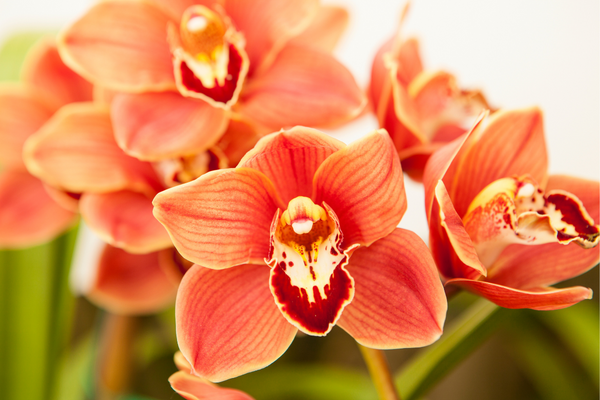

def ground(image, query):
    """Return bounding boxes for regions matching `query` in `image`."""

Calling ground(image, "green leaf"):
[225,364,377,400]
[0,32,49,81]
[395,296,507,400]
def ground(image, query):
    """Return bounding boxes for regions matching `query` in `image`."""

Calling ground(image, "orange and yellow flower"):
[424,107,599,309]
[153,127,447,381]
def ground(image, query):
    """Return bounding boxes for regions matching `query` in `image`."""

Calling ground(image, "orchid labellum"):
[153,127,447,381]
[370,9,490,181]
[0,38,90,248]
[58,0,366,162]
[424,107,599,310]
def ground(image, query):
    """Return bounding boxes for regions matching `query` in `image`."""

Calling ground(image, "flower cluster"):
[0,1,597,398]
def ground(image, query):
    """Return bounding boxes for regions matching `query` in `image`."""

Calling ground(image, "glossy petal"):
[169,371,255,400]
[21,37,93,108]
[87,245,177,314]
[288,5,349,52]
[447,279,593,310]
[111,92,228,161]
[24,103,159,194]
[487,176,600,288]
[338,229,446,348]
[80,190,172,254]
[433,181,486,279]
[224,0,319,74]
[237,126,345,204]
[313,130,406,247]
[58,0,176,92]
[238,45,366,129]
[0,170,76,249]
[153,168,283,269]
[449,108,548,216]
[176,264,297,382]
[0,84,55,168]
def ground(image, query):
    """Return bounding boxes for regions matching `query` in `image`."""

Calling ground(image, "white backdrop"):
[1,0,598,251]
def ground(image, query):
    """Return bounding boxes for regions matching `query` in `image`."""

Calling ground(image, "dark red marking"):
[309,266,316,280]
[289,261,294,267]
[180,43,243,103]
[270,258,353,334]
[282,252,287,259]
[330,247,338,256]
[278,261,287,271]
[547,193,599,238]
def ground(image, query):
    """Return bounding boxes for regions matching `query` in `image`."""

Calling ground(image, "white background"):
[1,0,598,242]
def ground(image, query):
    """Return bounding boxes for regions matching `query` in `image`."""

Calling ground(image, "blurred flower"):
[170,352,254,400]
[57,0,365,162]
[0,38,90,248]
[369,8,490,181]
[153,127,447,381]
[424,107,599,309]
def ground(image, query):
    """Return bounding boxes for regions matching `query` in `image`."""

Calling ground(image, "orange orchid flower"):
[424,107,599,309]
[169,352,254,400]
[370,9,490,181]
[57,0,365,162]
[153,127,447,381]
[0,38,91,248]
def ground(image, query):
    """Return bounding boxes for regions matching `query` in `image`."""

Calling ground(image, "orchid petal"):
[288,6,349,53]
[432,180,487,279]
[223,0,319,74]
[338,229,446,348]
[153,168,283,269]
[24,103,159,194]
[169,371,255,400]
[237,126,345,204]
[449,107,548,216]
[546,175,599,221]
[447,279,593,310]
[313,130,406,247]
[238,45,366,129]
[87,245,177,315]
[215,116,262,167]
[21,37,93,109]
[80,190,172,254]
[176,264,297,382]
[58,0,176,92]
[0,84,54,168]
[111,92,228,161]
[148,0,220,21]
[0,170,76,249]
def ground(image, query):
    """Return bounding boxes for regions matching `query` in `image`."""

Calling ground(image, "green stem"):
[358,344,400,400]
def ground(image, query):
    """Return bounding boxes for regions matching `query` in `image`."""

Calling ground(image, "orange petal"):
[0,84,55,168]
[447,279,593,310]
[432,181,487,279]
[148,0,220,21]
[58,0,176,92]
[21,37,93,109]
[338,229,446,348]
[449,107,548,217]
[176,264,297,382]
[24,102,160,194]
[87,245,177,314]
[237,126,345,204]
[288,5,349,53]
[80,190,172,254]
[546,175,599,221]
[0,170,77,249]
[215,116,262,167]
[313,130,406,247]
[153,168,283,269]
[223,0,319,74]
[238,45,366,129]
[111,92,228,161]
[169,371,255,400]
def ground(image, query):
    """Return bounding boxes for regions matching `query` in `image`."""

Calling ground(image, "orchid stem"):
[358,344,401,400]
[97,313,138,400]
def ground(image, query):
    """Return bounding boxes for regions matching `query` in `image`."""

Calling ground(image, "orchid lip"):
[266,197,355,336]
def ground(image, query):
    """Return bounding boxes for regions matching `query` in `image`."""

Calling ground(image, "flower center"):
[463,176,599,266]
[267,197,355,336]
[153,148,227,188]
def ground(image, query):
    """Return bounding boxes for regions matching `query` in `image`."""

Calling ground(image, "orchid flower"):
[370,9,490,181]
[153,127,447,381]
[424,107,599,309]
[170,352,254,400]
[57,0,366,162]
[0,38,90,248]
